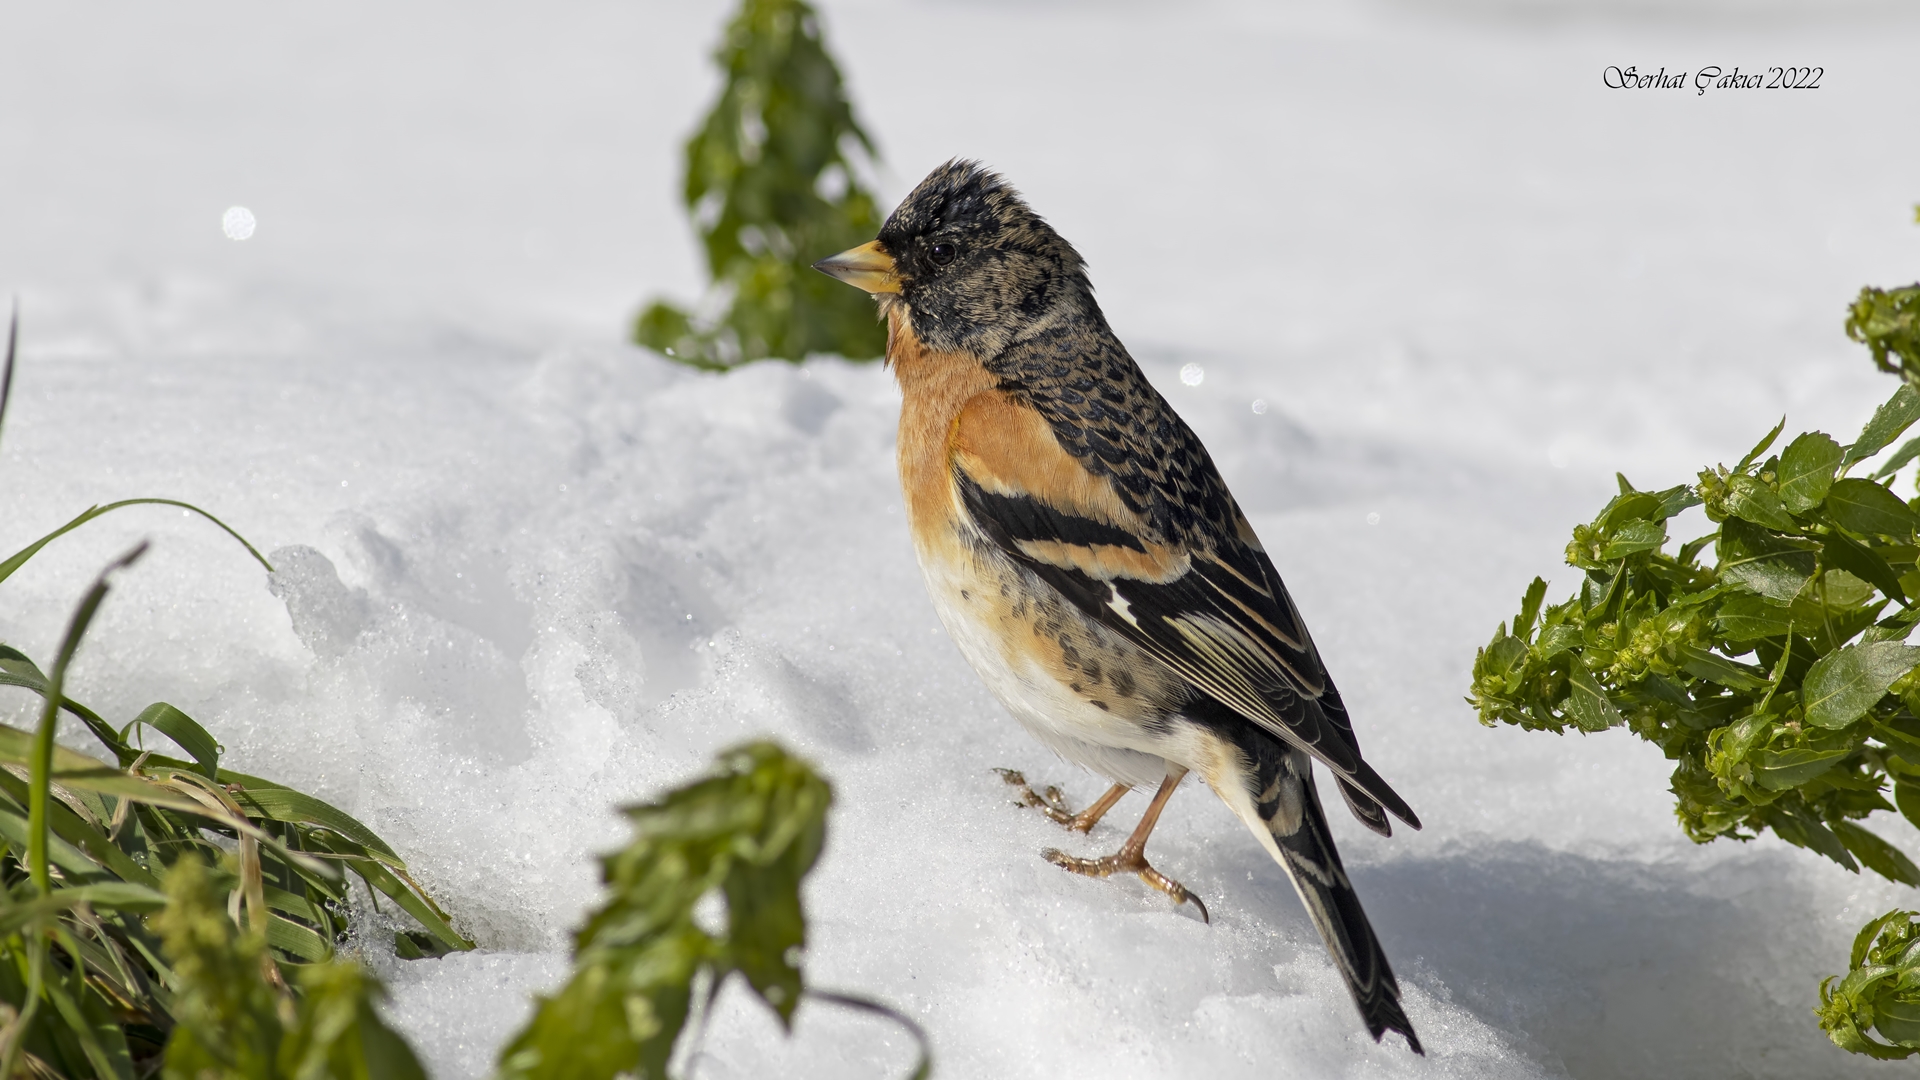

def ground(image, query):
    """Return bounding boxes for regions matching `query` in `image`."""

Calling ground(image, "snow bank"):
[3,0,1920,1076]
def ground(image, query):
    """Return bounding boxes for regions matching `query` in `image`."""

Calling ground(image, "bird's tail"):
[1249,749,1422,1054]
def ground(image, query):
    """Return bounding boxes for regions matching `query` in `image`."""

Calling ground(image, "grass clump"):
[633,0,886,371]
[154,855,426,1080]
[0,313,468,1078]
[1467,247,1920,1055]
[3,310,926,1077]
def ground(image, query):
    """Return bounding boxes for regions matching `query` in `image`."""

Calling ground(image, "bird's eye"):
[929,242,957,266]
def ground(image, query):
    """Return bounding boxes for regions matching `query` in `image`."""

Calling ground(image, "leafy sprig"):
[497,741,929,1080]
[1471,343,1920,884]
[1473,264,1920,1059]
[635,0,885,370]
[1818,909,1920,1059]
[155,854,427,1080]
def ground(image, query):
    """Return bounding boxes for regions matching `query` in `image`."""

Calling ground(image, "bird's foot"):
[994,768,1076,825]
[1040,844,1210,924]
[998,768,1128,826]
[994,770,1127,834]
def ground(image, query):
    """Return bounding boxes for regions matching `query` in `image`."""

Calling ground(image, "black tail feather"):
[1268,751,1422,1054]
[1336,778,1392,837]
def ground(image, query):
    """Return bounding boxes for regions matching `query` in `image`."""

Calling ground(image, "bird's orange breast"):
[889,307,998,549]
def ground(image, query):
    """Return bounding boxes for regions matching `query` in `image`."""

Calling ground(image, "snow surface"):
[4,0,1920,1076]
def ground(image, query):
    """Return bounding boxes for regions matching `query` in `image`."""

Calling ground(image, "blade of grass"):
[31,543,147,895]
[0,645,141,756]
[0,886,168,939]
[331,853,473,952]
[0,304,15,456]
[3,542,145,1080]
[0,770,160,888]
[122,704,219,780]
[0,499,271,586]
[228,786,401,862]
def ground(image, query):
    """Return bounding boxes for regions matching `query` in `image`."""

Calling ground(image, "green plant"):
[634,0,885,371]
[4,307,921,1077]
[0,313,468,1078]
[497,741,928,1080]
[1468,269,1920,1056]
[154,855,426,1080]
[1817,908,1920,1059]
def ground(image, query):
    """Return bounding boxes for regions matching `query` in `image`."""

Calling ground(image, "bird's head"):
[813,160,1092,358]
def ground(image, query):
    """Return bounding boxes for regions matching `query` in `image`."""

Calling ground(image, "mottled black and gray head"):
[813,160,1096,357]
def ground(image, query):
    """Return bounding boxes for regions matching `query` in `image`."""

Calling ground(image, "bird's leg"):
[1042,766,1209,923]
[994,770,1129,832]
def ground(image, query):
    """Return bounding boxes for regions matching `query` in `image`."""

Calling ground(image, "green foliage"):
[498,741,929,1080]
[156,855,427,1080]
[634,0,886,370]
[1818,909,1920,1059]
[0,316,466,1078]
[1469,380,1920,878]
[1471,257,1920,1059]
[1847,283,1920,387]
[498,742,828,1080]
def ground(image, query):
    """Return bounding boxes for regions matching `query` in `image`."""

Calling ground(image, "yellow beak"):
[812,240,901,294]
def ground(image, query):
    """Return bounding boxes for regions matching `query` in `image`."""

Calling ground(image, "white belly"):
[919,554,1174,791]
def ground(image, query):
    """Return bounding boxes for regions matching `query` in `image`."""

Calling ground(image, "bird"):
[813,160,1423,1054]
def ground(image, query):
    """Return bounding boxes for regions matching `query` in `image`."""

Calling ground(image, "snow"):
[3,0,1920,1076]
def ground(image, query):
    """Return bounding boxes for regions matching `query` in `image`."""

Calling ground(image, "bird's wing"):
[948,390,1419,831]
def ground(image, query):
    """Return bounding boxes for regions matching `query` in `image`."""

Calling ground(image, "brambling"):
[815,161,1423,1053]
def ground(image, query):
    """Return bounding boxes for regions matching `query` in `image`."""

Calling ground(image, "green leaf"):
[1739,416,1788,471]
[1898,779,1920,832]
[1514,577,1548,640]
[1654,483,1704,520]
[1716,519,1817,601]
[1723,474,1798,531]
[1599,519,1666,560]
[1825,531,1910,606]
[126,702,221,780]
[1677,644,1772,692]
[1848,383,1920,467]
[1873,434,1920,480]
[1719,559,1811,604]
[1769,803,1859,871]
[1803,641,1920,728]
[1599,492,1663,529]
[1876,998,1920,1048]
[498,741,834,1080]
[1752,747,1850,790]
[1827,478,1920,538]
[1716,594,1796,641]
[286,962,430,1080]
[1562,666,1623,732]
[1833,820,1920,886]
[1778,431,1845,512]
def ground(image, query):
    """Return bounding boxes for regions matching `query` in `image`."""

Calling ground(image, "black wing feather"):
[956,469,1419,831]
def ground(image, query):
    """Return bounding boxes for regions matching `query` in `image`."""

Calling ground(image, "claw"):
[1041,846,1210,923]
